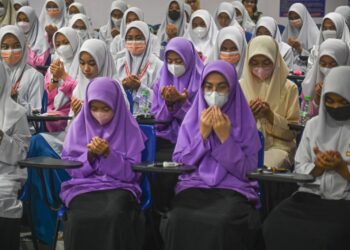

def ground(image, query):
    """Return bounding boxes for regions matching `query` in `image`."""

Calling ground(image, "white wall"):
[29,0,348,28]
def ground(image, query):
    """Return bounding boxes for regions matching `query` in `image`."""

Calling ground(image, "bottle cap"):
[304,95,311,101]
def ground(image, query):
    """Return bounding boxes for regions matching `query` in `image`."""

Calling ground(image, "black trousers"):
[0,217,21,250]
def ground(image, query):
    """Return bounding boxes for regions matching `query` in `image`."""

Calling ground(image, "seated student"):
[254,16,294,70]
[240,36,299,169]
[99,0,128,47]
[39,0,66,43]
[152,37,204,152]
[161,60,261,250]
[0,0,16,27]
[209,25,246,79]
[263,66,350,250]
[281,3,319,72]
[0,61,31,250]
[13,0,29,12]
[157,0,187,56]
[0,25,44,115]
[184,9,218,63]
[242,0,262,24]
[307,12,350,70]
[60,77,145,250]
[232,1,255,33]
[214,2,240,30]
[69,13,95,41]
[302,39,349,118]
[67,2,86,19]
[110,7,160,59]
[16,6,50,67]
[115,21,162,116]
[44,27,81,132]
[185,0,199,13]
[335,5,350,30]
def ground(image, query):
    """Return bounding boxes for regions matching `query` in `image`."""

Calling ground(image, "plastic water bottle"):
[299,95,311,126]
[139,89,150,115]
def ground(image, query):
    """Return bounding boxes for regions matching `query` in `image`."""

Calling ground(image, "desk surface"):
[27,115,73,122]
[288,123,305,132]
[136,117,170,125]
[18,156,82,169]
[247,170,315,183]
[133,162,196,174]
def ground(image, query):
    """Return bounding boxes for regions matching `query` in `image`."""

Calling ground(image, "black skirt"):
[63,189,145,250]
[263,192,350,250]
[160,188,262,250]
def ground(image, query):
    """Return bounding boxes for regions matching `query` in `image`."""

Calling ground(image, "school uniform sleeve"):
[284,47,294,70]
[265,81,299,141]
[151,81,173,121]
[172,99,192,121]
[307,46,317,71]
[27,47,50,68]
[64,151,96,178]
[0,116,31,166]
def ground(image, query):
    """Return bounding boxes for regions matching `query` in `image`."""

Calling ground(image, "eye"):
[103,107,111,112]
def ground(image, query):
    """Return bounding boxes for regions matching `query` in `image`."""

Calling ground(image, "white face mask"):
[17,21,31,33]
[322,30,337,40]
[236,16,243,24]
[112,17,122,27]
[167,63,186,77]
[290,19,303,29]
[193,27,208,39]
[56,44,73,60]
[204,91,229,108]
[0,7,5,17]
[76,29,88,39]
[320,66,332,76]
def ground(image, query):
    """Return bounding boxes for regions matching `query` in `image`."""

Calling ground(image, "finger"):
[313,147,321,155]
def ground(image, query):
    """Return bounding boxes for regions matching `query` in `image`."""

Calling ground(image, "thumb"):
[313,147,320,155]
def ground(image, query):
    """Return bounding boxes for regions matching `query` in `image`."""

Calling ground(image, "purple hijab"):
[173,60,261,206]
[60,77,145,206]
[151,37,204,143]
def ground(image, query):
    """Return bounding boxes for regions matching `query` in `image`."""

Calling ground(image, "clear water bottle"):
[299,95,311,126]
[139,89,150,116]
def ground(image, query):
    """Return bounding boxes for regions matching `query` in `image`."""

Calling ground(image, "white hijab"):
[118,7,144,43]
[254,16,292,58]
[39,0,66,30]
[184,9,218,62]
[124,21,153,75]
[0,25,28,85]
[0,0,16,27]
[231,1,255,32]
[214,2,240,29]
[281,3,319,51]
[302,39,349,98]
[335,5,350,30]
[16,6,50,55]
[0,61,26,132]
[13,0,29,7]
[314,66,350,199]
[69,13,94,42]
[68,2,87,16]
[99,1,128,44]
[209,25,246,79]
[317,12,350,47]
[157,0,187,44]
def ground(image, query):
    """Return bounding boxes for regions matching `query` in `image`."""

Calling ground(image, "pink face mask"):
[251,66,274,81]
[1,49,22,66]
[219,51,241,65]
[125,40,146,56]
[91,110,114,126]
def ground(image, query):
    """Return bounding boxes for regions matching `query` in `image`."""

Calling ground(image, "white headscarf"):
[335,5,350,30]
[118,7,144,43]
[184,9,218,63]
[184,3,192,22]
[39,0,66,30]
[99,0,128,45]
[214,2,240,29]
[317,12,350,47]
[157,0,187,44]
[16,6,50,55]
[302,39,349,98]
[281,3,319,51]
[0,25,28,85]
[314,66,350,199]
[68,2,87,16]
[0,0,16,27]
[72,39,118,100]
[209,25,246,79]
[69,13,94,42]
[123,20,153,75]
[254,16,292,60]
[0,61,26,132]
[231,1,255,32]
[240,35,289,111]
[13,0,29,8]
